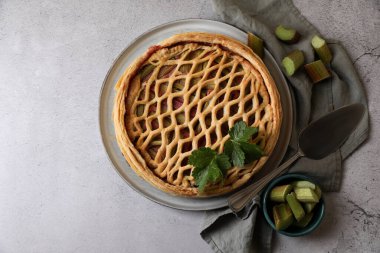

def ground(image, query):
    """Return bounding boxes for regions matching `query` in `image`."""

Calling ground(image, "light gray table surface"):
[0,1,379,252]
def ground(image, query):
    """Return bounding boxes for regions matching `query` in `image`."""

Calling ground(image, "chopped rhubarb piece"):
[159,83,168,96]
[148,146,159,158]
[194,123,202,134]
[275,25,301,44]
[205,115,212,127]
[282,50,304,76]
[176,113,185,124]
[182,142,192,152]
[195,61,208,73]
[179,64,192,74]
[247,32,264,58]
[163,117,171,127]
[202,101,210,111]
[185,49,204,60]
[202,51,212,58]
[273,203,294,230]
[190,106,197,118]
[158,65,176,78]
[197,136,206,147]
[180,157,189,167]
[139,121,147,131]
[190,77,201,86]
[286,192,305,222]
[221,122,229,136]
[292,181,316,190]
[140,64,155,81]
[136,105,144,116]
[189,93,196,102]
[230,90,240,100]
[217,94,225,104]
[150,140,162,146]
[151,119,159,130]
[180,128,190,139]
[148,90,155,100]
[270,184,293,202]
[149,82,156,92]
[311,35,333,64]
[148,104,157,115]
[210,134,217,144]
[173,97,184,110]
[231,76,243,87]
[161,99,168,108]
[200,89,207,98]
[304,60,331,84]
[138,89,145,101]
[294,212,314,228]
[221,67,232,77]
[216,108,224,120]
[173,80,185,92]
[169,52,182,60]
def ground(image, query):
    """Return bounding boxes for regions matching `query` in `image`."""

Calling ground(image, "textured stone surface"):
[0,0,378,252]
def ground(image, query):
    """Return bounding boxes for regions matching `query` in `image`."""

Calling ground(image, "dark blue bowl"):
[261,173,325,237]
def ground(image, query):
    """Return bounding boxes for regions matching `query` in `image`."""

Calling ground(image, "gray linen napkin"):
[200,0,369,252]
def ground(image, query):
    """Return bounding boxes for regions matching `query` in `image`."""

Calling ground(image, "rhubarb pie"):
[113,32,282,196]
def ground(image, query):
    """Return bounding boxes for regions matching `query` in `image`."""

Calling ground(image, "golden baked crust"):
[113,32,282,196]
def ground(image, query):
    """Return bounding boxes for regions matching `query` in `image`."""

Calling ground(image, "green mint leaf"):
[229,121,258,142]
[207,159,224,184]
[192,158,224,192]
[188,147,217,169]
[189,147,231,192]
[240,142,263,163]
[216,153,232,174]
[224,140,234,159]
[191,166,204,183]
[224,140,245,167]
[192,166,209,192]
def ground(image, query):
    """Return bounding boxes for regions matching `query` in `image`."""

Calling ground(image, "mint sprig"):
[188,121,263,192]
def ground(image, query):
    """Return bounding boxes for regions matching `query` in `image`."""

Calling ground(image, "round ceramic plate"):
[99,19,293,211]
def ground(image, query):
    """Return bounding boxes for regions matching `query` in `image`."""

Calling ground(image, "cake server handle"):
[228,151,302,214]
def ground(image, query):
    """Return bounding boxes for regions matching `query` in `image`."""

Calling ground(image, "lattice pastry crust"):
[113,32,282,196]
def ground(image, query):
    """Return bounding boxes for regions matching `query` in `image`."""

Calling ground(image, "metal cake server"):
[228,103,365,214]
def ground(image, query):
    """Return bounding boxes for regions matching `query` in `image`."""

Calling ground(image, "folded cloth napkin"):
[200,0,369,252]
